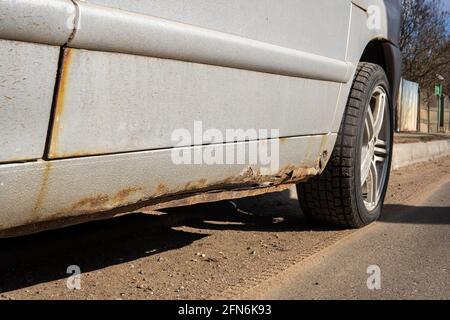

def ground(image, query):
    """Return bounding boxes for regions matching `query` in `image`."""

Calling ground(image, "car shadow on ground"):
[0,212,207,294]
[1,189,447,293]
[0,190,316,293]
[381,204,450,225]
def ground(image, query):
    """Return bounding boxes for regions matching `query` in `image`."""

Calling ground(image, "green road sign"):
[435,84,443,96]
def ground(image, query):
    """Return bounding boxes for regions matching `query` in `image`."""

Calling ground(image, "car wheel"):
[296,62,393,228]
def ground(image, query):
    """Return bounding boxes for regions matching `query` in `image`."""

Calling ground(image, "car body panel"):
[48,48,343,158]
[0,40,59,163]
[47,0,351,158]
[331,2,402,133]
[80,0,351,60]
[0,0,75,46]
[0,134,336,234]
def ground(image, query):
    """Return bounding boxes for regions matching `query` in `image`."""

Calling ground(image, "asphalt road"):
[1,156,449,300]
[249,180,450,300]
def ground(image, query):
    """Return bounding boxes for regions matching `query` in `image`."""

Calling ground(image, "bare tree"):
[400,0,449,93]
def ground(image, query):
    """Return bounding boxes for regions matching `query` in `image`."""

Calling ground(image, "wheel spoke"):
[365,107,375,140]
[367,161,378,205]
[373,92,386,139]
[361,148,373,185]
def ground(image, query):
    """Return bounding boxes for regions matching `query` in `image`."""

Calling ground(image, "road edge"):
[392,139,450,170]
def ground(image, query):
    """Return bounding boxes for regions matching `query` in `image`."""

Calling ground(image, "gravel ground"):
[1,156,450,300]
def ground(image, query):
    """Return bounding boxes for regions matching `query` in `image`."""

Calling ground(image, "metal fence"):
[419,91,449,133]
[397,79,419,132]
[397,78,449,133]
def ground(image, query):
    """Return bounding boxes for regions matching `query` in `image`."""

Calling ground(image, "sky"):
[445,0,450,11]
[444,0,450,32]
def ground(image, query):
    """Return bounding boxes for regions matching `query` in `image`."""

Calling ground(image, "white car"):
[0,0,402,237]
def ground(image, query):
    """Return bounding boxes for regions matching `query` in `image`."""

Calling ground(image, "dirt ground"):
[1,156,450,300]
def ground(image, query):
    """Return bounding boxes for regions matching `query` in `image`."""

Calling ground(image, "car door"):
[46,0,352,159]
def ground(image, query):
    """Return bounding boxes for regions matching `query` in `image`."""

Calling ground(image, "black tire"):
[296,62,393,228]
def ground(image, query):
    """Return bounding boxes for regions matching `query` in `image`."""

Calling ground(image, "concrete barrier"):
[392,139,450,170]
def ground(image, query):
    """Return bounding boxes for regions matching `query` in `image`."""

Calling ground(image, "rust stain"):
[155,183,169,195]
[1,184,292,238]
[317,134,331,171]
[6,162,323,237]
[271,165,319,183]
[28,162,52,222]
[112,187,142,203]
[48,48,74,159]
[69,187,143,213]
[152,164,320,202]
[71,194,110,211]
[59,164,319,218]
[184,179,208,191]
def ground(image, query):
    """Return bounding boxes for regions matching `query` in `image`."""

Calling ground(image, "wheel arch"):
[359,39,402,124]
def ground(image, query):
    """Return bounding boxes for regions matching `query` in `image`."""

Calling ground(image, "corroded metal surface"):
[0,134,336,237]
